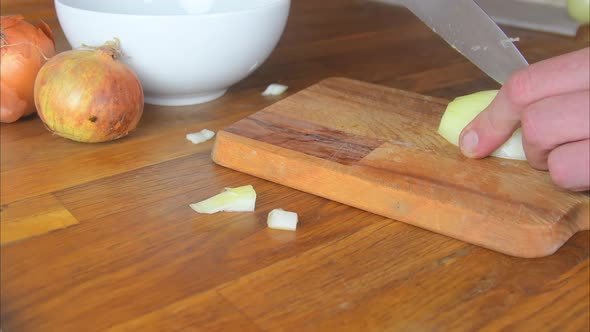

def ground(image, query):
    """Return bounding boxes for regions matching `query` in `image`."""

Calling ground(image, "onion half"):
[438,90,526,160]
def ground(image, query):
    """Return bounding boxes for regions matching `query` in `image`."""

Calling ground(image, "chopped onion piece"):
[438,90,526,160]
[186,129,215,144]
[500,37,520,48]
[267,208,298,231]
[262,83,288,96]
[190,185,256,214]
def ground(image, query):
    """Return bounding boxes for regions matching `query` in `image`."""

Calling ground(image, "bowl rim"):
[54,0,290,18]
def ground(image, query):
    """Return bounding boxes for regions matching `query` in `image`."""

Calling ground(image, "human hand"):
[459,47,589,191]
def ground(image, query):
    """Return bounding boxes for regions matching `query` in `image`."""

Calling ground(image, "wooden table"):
[1,1,589,331]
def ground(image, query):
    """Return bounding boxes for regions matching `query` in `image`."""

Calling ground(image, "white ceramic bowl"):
[55,0,290,106]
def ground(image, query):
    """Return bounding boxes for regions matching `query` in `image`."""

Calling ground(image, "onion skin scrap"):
[1,15,56,123]
[34,41,144,143]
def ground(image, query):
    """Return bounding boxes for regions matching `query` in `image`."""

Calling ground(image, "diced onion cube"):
[267,208,298,231]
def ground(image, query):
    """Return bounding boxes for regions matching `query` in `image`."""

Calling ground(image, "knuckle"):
[547,152,570,189]
[504,69,535,107]
[520,108,547,148]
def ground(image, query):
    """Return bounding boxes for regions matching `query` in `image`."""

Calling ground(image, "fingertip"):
[459,129,480,158]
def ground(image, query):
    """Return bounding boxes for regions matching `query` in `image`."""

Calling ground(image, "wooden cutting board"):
[212,77,589,258]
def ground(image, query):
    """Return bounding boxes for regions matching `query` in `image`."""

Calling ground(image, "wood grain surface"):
[212,77,590,258]
[1,0,589,331]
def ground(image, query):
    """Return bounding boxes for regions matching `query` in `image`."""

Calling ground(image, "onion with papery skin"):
[34,39,144,143]
[1,15,55,123]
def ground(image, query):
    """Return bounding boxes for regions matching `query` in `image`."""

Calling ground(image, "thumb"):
[459,47,590,159]
[458,88,522,158]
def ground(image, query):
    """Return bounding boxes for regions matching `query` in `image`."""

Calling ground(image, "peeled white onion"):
[567,0,590,23]
[438,90,526,160]
[489,128,526,160]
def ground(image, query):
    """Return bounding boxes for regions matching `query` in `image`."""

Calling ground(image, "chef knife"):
[399,0,529,84]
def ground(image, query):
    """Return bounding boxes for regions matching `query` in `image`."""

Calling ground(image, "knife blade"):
[400,0,529,84]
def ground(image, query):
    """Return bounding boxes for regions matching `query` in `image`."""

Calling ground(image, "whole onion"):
[34,39,144,143]
[0,15,56,123]
[567,0,590,23]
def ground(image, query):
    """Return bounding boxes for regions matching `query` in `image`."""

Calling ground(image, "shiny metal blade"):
[401,0,529,84]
